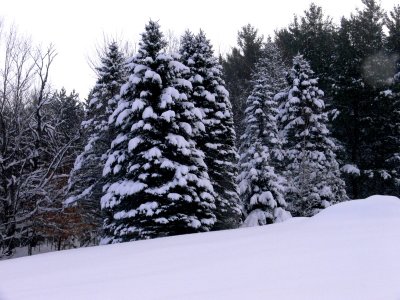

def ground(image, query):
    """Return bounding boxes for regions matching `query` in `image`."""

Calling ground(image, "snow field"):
[1,195,399,300]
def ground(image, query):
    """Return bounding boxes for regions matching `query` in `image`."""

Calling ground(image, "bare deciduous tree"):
[0,25,84,258]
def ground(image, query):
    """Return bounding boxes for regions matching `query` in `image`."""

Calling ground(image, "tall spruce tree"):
[378,4,400,197]
[362,5,400,196]
[332,0,387,198]
[366,86,400,197]
[390,72,400,196]
[222,24,264,142]
[280,55,347,217]
[66,42,127,238]
[275,3,337,92]
[179,30,242,229]
[101,21,216,243]
[238,42,291,226]
[386,5,400,57]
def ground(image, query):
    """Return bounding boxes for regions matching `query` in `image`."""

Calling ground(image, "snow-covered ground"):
[1,195,399,300]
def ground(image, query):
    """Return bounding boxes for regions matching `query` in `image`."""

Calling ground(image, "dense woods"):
[1,0,399,258]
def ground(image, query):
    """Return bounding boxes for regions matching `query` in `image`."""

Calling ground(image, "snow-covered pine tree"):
[280,55,347,217]
[101,21,216,243]
[66,42,127,239]
[222,25,264,143]
[238,41,291,226]
[179,30,241,229]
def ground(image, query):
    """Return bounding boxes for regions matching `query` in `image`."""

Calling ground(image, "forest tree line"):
[0,0,399,258]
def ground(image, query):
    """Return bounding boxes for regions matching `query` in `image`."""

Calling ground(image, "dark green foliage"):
[222,24,264,142]
[51,89,85,143]
[275,3,337,92]
[387,6,400,52]
[331,0,389,198]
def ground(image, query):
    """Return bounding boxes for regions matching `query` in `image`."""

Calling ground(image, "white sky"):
[1,0,398,99]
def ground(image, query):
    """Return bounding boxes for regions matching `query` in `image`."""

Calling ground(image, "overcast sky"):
[1,0,398,99]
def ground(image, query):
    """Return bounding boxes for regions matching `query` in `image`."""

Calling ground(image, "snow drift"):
[1,195,399,300]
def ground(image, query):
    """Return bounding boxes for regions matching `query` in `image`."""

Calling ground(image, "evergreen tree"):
[359,3,400,196]
[101,21,216,243]
[375,5,400,197]
[390,71,400,196]
[238,42,291,226]
[50,89,85,144]
[275,3,337,92]
[386,5,400,57]
[222,24,264,141]
[47,88,84,186]
[179,30,241,229]
[280,55,347,217]
[66,42,127,239]
[365,87,400,197]
[332,0,387,198]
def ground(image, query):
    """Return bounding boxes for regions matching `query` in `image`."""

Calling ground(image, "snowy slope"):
[1,195,400,300]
